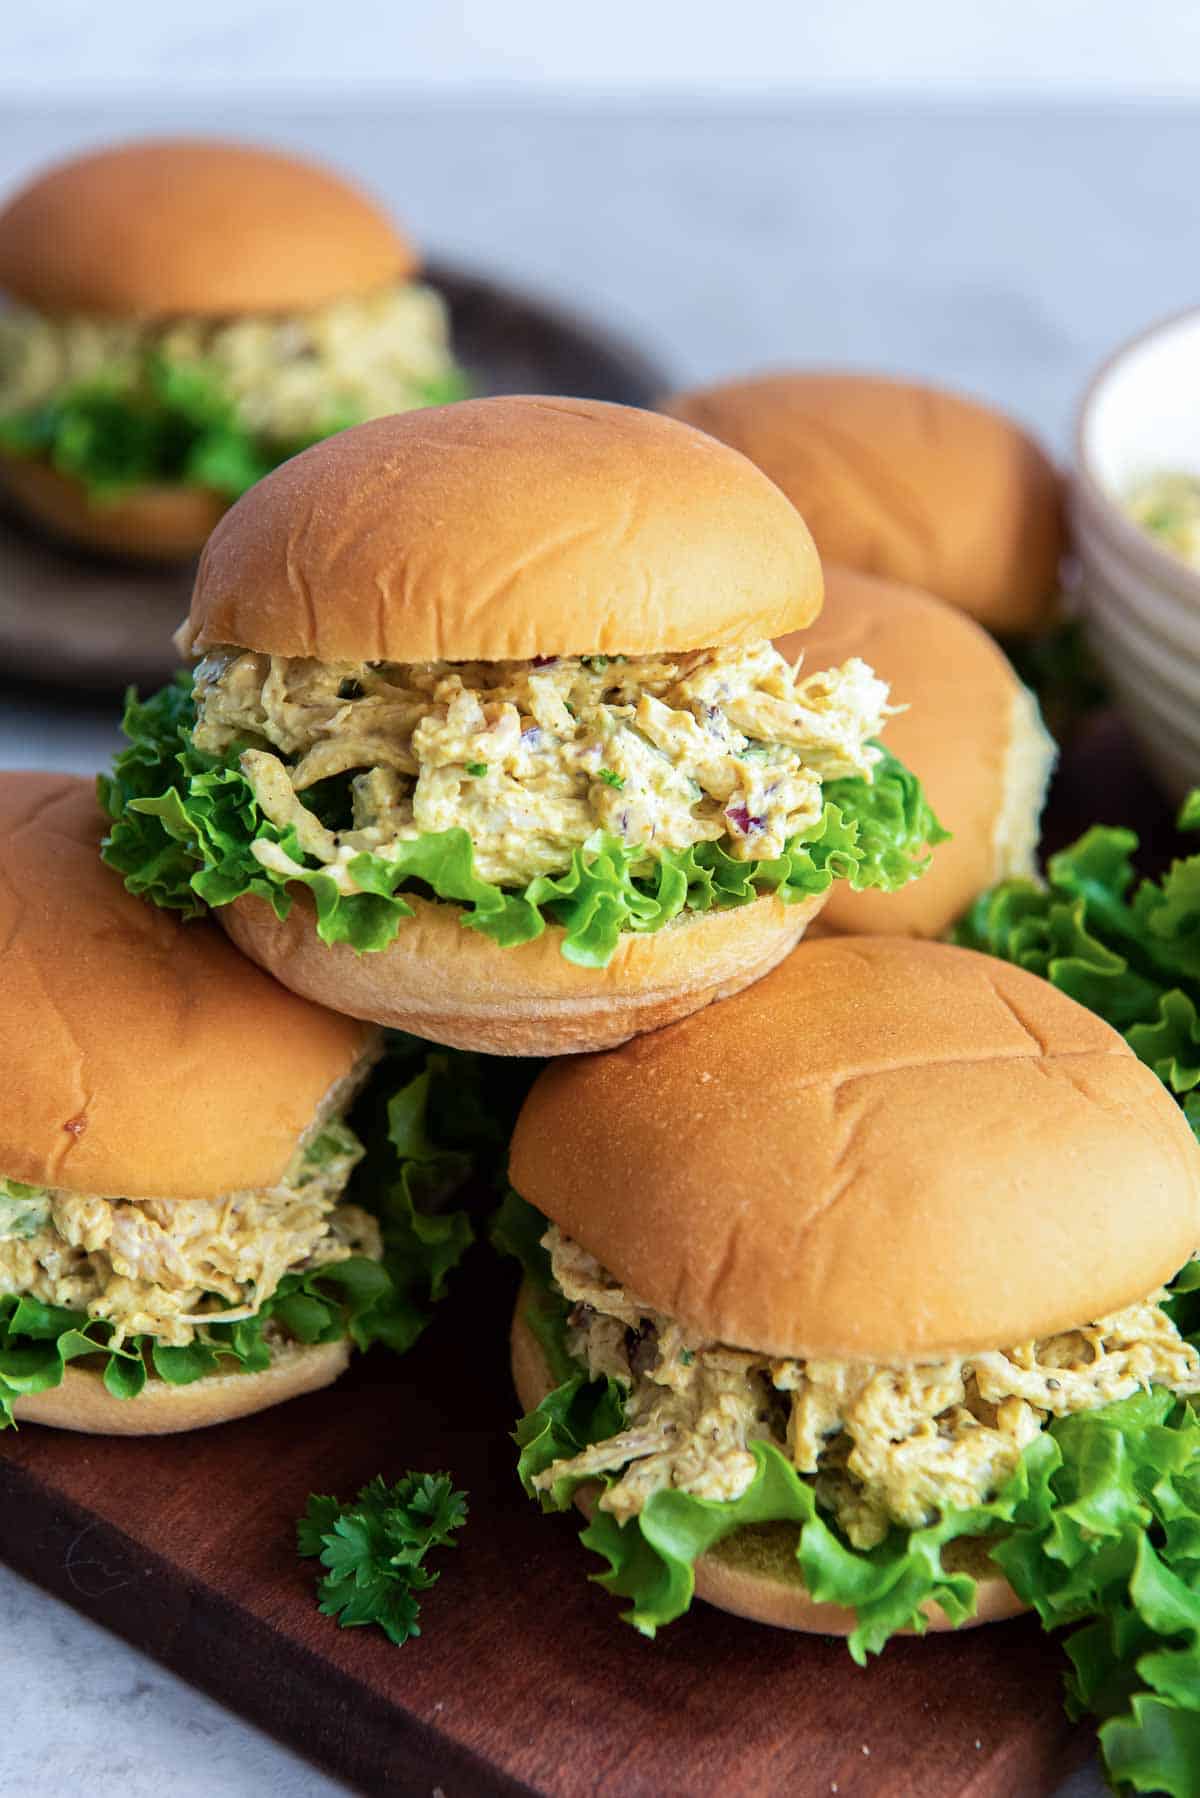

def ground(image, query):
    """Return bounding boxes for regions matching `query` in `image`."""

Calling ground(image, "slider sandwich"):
[0,772,470,1433]
[0,137,465,560]
[505,937,1200,1655]
[784,566,1055,938]
[100,397,945,1056]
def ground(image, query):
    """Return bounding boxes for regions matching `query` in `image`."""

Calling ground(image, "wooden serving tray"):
[0,717,1165,1796]
[0,1249,1088,1798]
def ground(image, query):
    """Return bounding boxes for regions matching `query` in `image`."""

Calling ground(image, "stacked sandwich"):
[503,938,1200,1667]
[99,396,944,1052]
[6,390,945,1435]
[8,332,1196,1788]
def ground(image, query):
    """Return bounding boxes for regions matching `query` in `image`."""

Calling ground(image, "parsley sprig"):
[298,1472,468,1646]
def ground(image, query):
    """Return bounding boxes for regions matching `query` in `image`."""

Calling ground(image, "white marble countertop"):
[5,91,1197,1796]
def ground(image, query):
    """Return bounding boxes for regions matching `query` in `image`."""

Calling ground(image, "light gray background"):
[8,0,1200,97]
[3,82,1197,1797]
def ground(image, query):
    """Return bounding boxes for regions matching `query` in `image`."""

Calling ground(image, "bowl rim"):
[1073,299,1200,605]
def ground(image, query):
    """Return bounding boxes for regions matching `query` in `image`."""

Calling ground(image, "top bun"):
[777,566,1053,937]
[510,937,1200,1361]
[0,138,415,318]
[179,399,824,664]
[663,373,1064,635]
[0,774,374,1200]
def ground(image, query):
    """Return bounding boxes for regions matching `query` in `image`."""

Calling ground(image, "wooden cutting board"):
[0,1246,1089,1798]
[0,714,1157,1798]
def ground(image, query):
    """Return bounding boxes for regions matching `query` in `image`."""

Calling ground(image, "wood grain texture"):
[0,717,1162,1798]
[0,1248,1089,1798]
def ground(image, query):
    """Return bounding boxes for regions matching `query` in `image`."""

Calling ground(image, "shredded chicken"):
[0,280,459,443]
[191,642,892,889]
[539,1229,1200,1546]
[0,1124,379,1346]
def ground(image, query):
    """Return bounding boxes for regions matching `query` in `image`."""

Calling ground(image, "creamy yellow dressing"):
[539,1229,1200,1547]
[0,280,459,442]
[0,1124,379,1346]
[192,642,891,890]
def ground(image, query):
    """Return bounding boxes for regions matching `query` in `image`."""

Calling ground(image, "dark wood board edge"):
[0,1454,532,1798]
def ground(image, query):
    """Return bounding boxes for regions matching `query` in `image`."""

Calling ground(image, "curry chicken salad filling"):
[191,641,892,892]
[0,281,465,497]
[535,1228,1200,1550]
[0,1121,379,1348]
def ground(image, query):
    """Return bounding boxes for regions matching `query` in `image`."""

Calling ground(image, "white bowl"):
[1074,306,1200,801]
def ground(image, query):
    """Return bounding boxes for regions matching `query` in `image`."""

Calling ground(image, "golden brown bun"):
[12,1338,350,1435]
[0,138,414,317]
[0,452,226,562]
[664,373,1065,635]
[509,1304,1024,1634]
[0,774,375,1199]
[220,885,827,1056]
[179,398,824,664]
[511,937,1200,1360]
[776,566,1055,937]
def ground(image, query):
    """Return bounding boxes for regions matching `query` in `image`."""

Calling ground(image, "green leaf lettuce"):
[955,793,1200,1136]
[0,1033,525,1426]
[99,678,947,971]
[0,353,469,503]
[507,1204,1200,1795]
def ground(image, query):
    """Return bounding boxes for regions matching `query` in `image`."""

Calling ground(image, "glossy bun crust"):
[0,137,415,317]
[511,938,1200,1360]
[0,773,374,1200]
[777,565,1054,937]
[665,372,1064,635]
[180,398,824,664]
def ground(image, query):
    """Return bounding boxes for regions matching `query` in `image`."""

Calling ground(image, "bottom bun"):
[221,887,826,1056]
[11,1337,350,1435]
[692,1518,1027,1635]
[0,453,227,563]
[510,1298,1025,1635]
